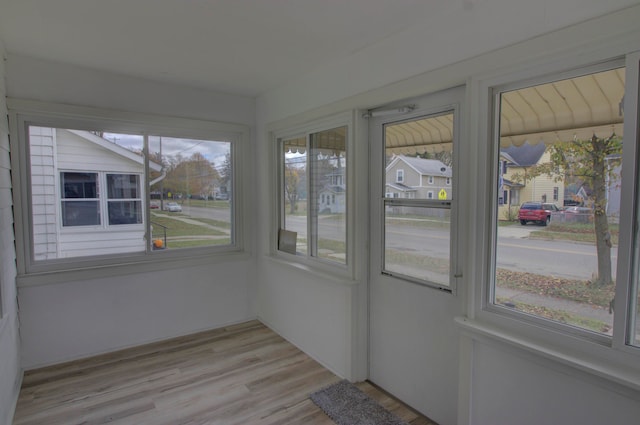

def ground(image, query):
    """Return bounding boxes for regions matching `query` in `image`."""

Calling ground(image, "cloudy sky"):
[103,132,230,169]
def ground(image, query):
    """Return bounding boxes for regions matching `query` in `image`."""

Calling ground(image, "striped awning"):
[282,126,347,154]
[380,67,625,154]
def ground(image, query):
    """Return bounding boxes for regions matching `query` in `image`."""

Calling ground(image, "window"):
[60,172,100,226]
[382,107,457,290]
[107,174,142,225]
[509,188,519,206]
[10,103,247,275]
[489,61,638,343]
[278,123,348,265]
[396,169,404,183]
[446,177,451,186]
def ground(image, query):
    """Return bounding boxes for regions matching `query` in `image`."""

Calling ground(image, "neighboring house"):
[385,155,452,200]
[498,142,565,220]
[29,127,162,259]
[318,167,346,213]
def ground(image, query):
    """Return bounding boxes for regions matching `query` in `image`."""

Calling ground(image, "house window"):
[396,169,404,183]
[428,175,434,184]
[107,174,142,225]
[490,62,630,340]
[11,106,246,275]
[278,122,348,265]
[509,189,519,206]
[427,191,434,199]
[446,177,451,185]
[60,172,100,226]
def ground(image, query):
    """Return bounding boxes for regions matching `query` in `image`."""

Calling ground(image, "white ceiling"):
[0,0,454,98]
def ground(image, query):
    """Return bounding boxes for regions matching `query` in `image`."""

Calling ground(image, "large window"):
[10,103,246,275]
[489,59,640,346]
[278,124,348,265]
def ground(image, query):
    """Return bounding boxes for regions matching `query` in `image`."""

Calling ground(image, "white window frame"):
[9,99,250,280]
[396,169,404,183]
[272,111,355,277]
[428,175,434,185]
[466,49,640,389]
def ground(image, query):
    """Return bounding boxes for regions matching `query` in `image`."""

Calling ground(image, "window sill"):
[455,316,640,398]
[17,249,251,287]
[264,254,358,287]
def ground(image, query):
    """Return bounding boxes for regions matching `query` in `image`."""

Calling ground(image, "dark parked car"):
[518,202,560,226]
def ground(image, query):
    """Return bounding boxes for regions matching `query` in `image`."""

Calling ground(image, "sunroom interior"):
[1,1,640,425]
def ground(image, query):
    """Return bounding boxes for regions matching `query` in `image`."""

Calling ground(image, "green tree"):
[219,152,232,189]
[527,135,622,287]
[284,165,301,214]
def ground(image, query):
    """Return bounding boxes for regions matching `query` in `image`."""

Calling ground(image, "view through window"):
[28,126,232,260]
[280,126,347,264]
[383,112,454,289]
[493,66,626,336]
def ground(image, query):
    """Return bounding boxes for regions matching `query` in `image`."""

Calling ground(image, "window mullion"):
[613,51,640,350]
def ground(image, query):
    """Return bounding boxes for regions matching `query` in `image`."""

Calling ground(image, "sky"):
[103,132,230,169]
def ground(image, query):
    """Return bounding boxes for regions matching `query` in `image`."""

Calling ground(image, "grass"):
[496,269,615,309]
[529,222,619,245]
[164,238,231,249]
[384,249,449,274]
[151,215,227,236]
[496,297,611,333]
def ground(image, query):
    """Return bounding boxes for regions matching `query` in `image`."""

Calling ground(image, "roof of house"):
[388,155,451,177]
[67,130,163,172]
[500,142,546,167]
[386,182,417,192]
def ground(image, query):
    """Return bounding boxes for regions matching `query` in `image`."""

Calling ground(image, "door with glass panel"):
[368,87,462,416]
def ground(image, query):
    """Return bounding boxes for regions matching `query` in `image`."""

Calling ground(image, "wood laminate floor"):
[13,320,437,425]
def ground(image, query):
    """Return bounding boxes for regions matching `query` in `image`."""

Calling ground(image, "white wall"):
[255,2,640,425]
[19,261,254,368]
[6,56,258,369]
[469,339,640,425]
[0,39,22,425]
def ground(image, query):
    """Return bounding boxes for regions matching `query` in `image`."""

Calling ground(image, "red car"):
[518,202,560,226]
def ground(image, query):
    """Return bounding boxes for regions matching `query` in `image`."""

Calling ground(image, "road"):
[178,207,614,282]
[284,214,615,281]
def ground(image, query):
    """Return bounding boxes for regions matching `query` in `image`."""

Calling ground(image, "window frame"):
[373,93,463,294]
[468,50,640,378]
[9,99,250,280]
[272,112,355,277]
[486,59,631,345]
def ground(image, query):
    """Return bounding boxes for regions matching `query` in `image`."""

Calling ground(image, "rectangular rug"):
[310,380,409,425]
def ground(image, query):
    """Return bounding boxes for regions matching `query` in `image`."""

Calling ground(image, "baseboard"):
[23,316,258,371]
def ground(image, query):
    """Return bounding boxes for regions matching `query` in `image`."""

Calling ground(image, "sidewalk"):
[496,286,613,334]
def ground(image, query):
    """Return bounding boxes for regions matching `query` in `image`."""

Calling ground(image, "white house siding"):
[0,38,22,425]
[318,189,345,213]
[30,128,147,259]
[29,126,59,260]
